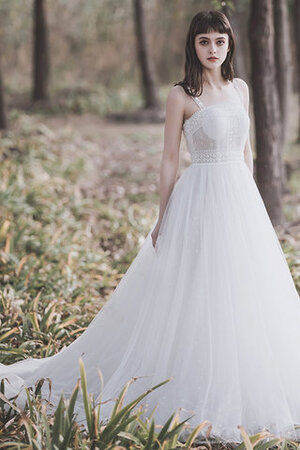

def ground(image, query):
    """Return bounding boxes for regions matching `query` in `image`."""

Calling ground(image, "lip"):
[207,57,219,61]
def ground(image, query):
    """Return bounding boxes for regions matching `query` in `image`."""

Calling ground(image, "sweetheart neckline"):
[182,99,245,129]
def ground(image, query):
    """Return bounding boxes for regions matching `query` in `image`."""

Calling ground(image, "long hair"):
[175,11,235,97]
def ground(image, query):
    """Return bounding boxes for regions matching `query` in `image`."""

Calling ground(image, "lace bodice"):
[182,79,250,164]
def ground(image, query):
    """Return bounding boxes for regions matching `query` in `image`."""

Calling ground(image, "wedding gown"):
[1,78,300,444]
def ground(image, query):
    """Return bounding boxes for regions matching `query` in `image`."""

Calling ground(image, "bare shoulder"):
[167,85,186,105]
[165,85,186,120]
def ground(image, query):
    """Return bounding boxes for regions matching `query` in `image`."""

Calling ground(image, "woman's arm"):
[236,78,254,176]
[152,86,185,247]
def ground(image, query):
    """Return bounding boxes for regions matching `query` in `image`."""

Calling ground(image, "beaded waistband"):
[190,150,244,164]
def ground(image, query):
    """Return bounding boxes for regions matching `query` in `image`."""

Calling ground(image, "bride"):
[1,9,300,444]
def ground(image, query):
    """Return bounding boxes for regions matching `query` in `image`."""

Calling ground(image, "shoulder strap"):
[191,95,205,110]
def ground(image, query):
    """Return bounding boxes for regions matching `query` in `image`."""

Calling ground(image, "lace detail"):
[183,100,241,134]
[182,80,250,166]
[191,149,244,164]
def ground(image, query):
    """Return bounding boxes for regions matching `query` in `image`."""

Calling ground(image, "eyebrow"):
[197,36,226,40]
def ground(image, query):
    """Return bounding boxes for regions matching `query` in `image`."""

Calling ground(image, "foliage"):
[0,112,156,363]
[0,108,299,448]
[1,361,299,449]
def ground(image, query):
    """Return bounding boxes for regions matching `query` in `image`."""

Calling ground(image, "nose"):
[209,43,217,54]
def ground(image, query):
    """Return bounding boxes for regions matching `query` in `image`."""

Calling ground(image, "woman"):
[1,10,300,444]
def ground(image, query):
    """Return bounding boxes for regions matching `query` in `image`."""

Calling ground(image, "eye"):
[217,40,225,45]
[199,40,208,45]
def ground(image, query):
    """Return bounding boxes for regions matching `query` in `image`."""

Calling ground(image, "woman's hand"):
[151,222,161,249]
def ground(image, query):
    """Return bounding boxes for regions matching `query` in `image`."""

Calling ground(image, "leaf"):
[79,359,92,435]
[143,419,155,450]
[183,420,211,448]
[238,425,254,450]
[0,327,19,343]
[52,394,65,447]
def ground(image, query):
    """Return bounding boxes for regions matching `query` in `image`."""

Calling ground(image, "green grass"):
[0,109,299,448]
[1,361,298,449]
[0,113,155,364]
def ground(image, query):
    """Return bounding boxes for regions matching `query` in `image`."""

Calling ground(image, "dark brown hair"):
[175,10,235,97]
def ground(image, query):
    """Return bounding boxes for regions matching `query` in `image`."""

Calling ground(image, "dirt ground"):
[30,113,192,207]
[39,112,299,224]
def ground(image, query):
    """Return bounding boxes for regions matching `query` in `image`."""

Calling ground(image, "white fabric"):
[1,79,300,444]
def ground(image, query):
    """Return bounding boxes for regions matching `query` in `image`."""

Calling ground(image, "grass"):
[0,112,156,364]
[5,80,170,118]
[0,106,299,448]
[1,361,299,449]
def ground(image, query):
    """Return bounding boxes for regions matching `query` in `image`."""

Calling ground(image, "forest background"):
[0,0,300,446]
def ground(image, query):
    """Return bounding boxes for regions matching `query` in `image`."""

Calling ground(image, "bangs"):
[194,13,230,36]
[175,10,235,96]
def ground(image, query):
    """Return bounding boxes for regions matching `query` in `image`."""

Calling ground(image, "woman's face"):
[194,31,230,70]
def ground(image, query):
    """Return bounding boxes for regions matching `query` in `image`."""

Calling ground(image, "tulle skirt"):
[1,159,300,443]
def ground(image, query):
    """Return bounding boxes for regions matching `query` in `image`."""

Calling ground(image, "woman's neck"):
[202,70,229,89]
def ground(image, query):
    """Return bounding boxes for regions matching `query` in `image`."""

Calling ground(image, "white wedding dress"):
[1,78,300,444]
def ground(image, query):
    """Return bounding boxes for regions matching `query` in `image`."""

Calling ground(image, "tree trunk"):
[133,0,160,109]
[273,0,291,194]
[222,1,248,81]
[249,0,283,226]
[0,52,7,129]
[292,0,300,142]
[32,0,50,102]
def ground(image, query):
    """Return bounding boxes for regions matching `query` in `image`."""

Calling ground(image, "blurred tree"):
[292,0,300,142]
[273,0,292,154]
[32,0,50,102]
[220,1,245,78]
[133,0,160,109]
[0,51,7,129]
[229,0,249,82]
[249,0,283,226]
